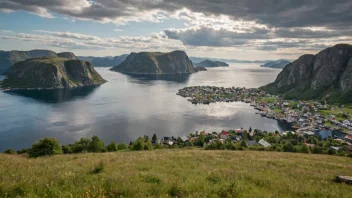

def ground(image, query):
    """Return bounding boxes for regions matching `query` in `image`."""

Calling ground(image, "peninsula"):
[195,59,229,67]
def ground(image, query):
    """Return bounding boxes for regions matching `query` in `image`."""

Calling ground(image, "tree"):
[3,148,16,154]
[152,133,158,143]
[29,138,62,157]
[328,148,337,155]
[240,140,248,148]
[131,137,153,151]
[249,127,252,133]
[194,134,206,147]
[62,145,72,154]
[106,141,118,152]
[118,143,128,150]
[283,142,295,152]
[88,136,105,153]
[71,138,91,153]
[301,144,311,154]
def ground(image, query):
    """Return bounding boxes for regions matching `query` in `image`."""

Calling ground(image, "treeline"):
[2,130,352,158]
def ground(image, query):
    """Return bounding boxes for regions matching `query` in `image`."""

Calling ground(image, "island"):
[261,44,352,103]
[0,57,106,90]
[194,59,229,67]
[194,66,207,72]
[0,50,80,74]
[110,50,197,74]
[260,59,290,69]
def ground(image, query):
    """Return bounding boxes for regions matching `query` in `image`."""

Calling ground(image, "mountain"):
[1,57,106,90]
[0,49,57,74]
[260,59,290,69]
[261,44,352,103]
[194,60,229,67]
[194,66,207,72]
[110,51,196,74]
[77,54,129,67]
[190,57,270,64]
[57,52,78,60]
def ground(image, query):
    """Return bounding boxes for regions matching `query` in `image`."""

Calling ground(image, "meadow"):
[1,149,352,197]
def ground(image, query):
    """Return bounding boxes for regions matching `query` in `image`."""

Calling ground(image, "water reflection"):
[4,86,99,103]
[125,73,191,84]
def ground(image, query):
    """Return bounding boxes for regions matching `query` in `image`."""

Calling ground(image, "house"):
[343,120,351,126]
[180,135,188,142]
[247,140,257,147]
[258,139,271,147]
[218,130,229,139]
[345,135,352,144]
[330,146,340,151]
[161,137,174,145]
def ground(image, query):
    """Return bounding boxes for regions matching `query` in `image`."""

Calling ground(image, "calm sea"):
[0,64,290,151]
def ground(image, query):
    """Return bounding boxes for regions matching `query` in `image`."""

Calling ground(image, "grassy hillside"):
[1,150,351,197]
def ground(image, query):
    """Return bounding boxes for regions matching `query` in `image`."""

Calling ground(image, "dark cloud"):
[164,27,269,46]
[1,0,352,29]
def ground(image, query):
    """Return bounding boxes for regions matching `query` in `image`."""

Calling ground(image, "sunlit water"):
[0,64,289,151]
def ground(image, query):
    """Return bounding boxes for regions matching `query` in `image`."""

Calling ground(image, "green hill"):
[1,57,106,89]
[1,150,351,197]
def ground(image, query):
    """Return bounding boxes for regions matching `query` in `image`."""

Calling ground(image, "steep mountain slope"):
[78,54,129,67]
[261,44,352,103]
[57,52,78,60]
[1,57,106,89]
[110,51,196,74]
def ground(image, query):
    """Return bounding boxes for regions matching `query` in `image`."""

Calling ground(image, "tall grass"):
[0,150,351,197]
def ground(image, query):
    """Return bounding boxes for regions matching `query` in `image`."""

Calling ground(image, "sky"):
[0,0,351,60]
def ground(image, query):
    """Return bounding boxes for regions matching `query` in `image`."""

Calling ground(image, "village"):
[175,86,352,150]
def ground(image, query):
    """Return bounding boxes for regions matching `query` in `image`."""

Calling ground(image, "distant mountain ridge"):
[77,54,129,67]
[261,60,290,69]
[1,57,106,90]
[110,51,196,75]
[261,44,352,103]
[0,50,78,74]
[190,57,271,64]
[195,60,229,67]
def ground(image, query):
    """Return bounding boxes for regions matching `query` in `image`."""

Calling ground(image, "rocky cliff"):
[195,60,229,67]
[57,52,78,60]
[110,51,196,74]
[1,57,106,89]
[261,44,352,103]
[260,60,290,69]
[0,50,78,74]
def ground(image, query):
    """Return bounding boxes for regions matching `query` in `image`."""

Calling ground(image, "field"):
[1,149,352,197]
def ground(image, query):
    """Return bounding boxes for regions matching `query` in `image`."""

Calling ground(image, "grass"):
[0,150,352,197]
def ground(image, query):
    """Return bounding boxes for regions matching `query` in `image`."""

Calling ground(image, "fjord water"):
[0,64,290,151]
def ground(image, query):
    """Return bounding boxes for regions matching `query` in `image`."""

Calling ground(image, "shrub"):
[194,134,205,147]
[240,140,248,148]
[131,137,153,151]
[88,136,105,153]
[154,143,163,149]
[16,148,30,154]
[91,161,104,174]
[106,141,118,152]
[28,138,62,157]
[328,148,337,155]
[62,145,72,154]
[4,148,16,155]
[283,142,295,152]
[117,143,128,150]
[301,144,311,154]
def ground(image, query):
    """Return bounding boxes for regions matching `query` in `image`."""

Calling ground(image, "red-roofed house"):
[345,135,352,144]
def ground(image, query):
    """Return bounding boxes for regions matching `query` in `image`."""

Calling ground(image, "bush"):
[28,138,62,157]
[300,144,311,154]
[118,143,128,150]
[91,161,104,174]
[154,143,163,149]
[88,136,106,153]
[106,141,118,152]
[328,148,337,155]
[283,142,295,152]
[4,148,16,155]
[62,145,72,154]
[71,138,91,153]
[240,140,248,148]
[131,137,153,151]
